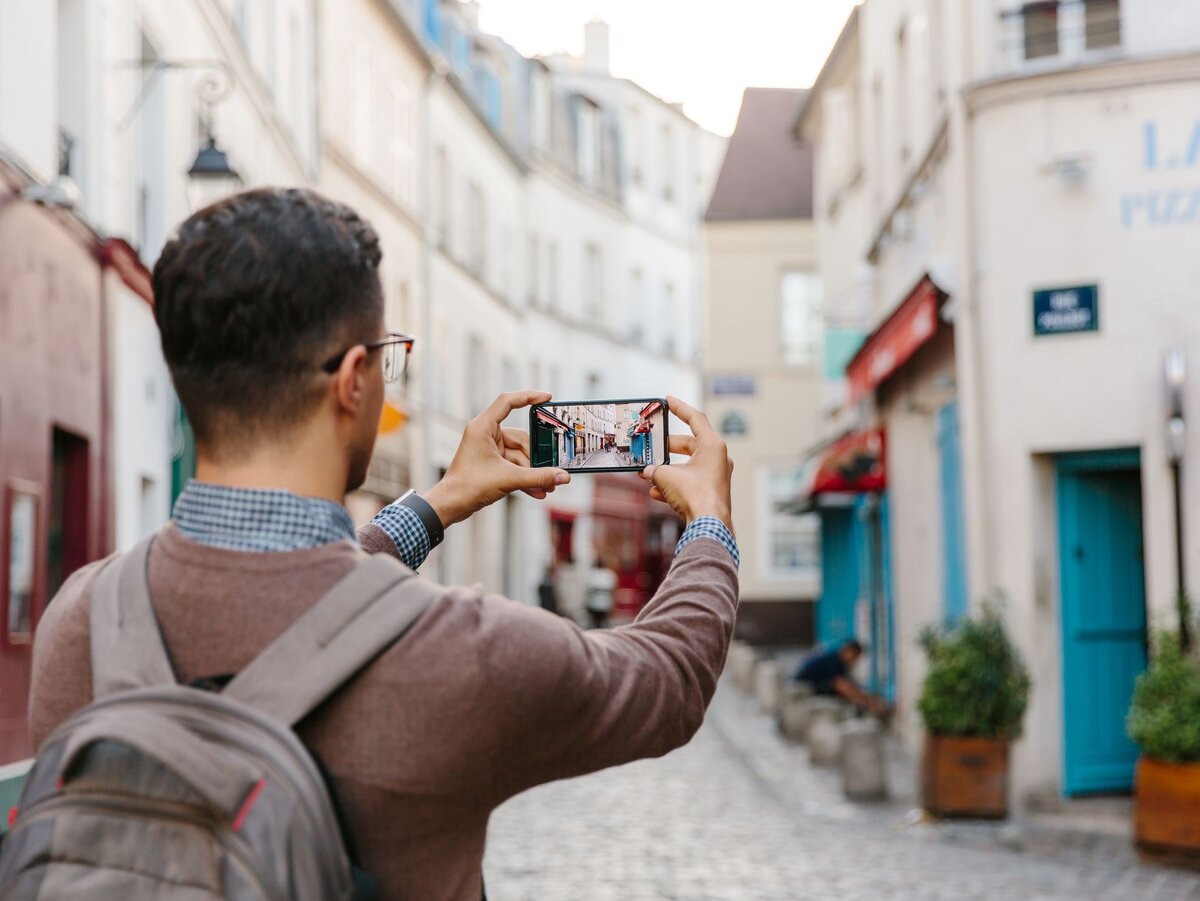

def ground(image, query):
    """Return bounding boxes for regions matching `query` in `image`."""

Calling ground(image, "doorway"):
[1056,449,1147,795]
[48,427,90,599]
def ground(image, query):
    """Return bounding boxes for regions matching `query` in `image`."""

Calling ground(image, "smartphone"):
[530,398,670,473]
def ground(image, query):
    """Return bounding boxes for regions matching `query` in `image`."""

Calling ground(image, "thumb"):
[517,466,571,491]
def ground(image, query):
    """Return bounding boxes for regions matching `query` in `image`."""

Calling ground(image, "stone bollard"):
[728,644,759,693]
[777,684,816,743]
[806,698,846,766]
[754,659,784,715]
[840,718,888,801]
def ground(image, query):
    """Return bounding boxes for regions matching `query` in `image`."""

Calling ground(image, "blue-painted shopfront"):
[817,493,896,701]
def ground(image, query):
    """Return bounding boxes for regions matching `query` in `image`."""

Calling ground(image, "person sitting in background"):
[791,639,890,716]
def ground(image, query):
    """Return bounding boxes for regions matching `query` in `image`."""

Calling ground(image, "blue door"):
[937,402,969,624]
[1057,451,1147,795]
[818,507,860,645]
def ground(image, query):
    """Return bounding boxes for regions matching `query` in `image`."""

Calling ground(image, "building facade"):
[703,88,825,646]
[801,0,1200,804]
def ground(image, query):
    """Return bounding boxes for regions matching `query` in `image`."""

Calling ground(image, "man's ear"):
[332,345,370,414]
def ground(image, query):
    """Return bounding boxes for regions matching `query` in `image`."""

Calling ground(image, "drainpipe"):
[420,59,449,496]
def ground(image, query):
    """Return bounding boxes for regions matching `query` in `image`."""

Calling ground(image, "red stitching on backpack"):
[231,779,267,832]
[6,806,17,828]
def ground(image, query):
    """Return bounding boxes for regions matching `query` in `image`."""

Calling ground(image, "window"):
[350,41,373,163]
[388,81,414,207]
[583,243,602,322]
[661,123,675,202]
[527,233,540,305]
[466,335,488,414]
[436,146,450,250]
[6,483,40,643]
[547,242,560,309]
[577,97,600,183]
[628,268,644,344]
[627,107,643,185]
[1085,0,1121,50]
[781,271,823,366]
[760,467,820,581]
[662,282,676,357]
[467,182,486,277]
[1022,2,1059,60]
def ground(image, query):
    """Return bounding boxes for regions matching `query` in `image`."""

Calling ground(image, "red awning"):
[801,428,887,499]
[846,276,944,403]
[535,408,568,429]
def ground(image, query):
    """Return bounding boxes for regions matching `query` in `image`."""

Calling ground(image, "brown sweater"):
[28,522,738,900]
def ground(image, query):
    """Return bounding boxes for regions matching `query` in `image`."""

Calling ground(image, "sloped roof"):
[705,87,813,221]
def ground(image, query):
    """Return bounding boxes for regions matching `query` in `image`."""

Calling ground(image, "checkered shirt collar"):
[172,480,357,552]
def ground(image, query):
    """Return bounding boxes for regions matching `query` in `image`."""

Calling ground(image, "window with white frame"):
[467,182,486,277]
[1085,0,1121,50]
[584,243,602,322]
[1022,2,1060,60]
[547,241,559,309]
[577,97,600,184]
[435,146,450,249]
[527,233,540,305]
[661,123,675,202]
[759,466,821,581]
[781,270,823,366]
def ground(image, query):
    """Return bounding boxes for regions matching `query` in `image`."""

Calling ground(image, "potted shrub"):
[917,603,1031,818]
[1127,632,1200,859]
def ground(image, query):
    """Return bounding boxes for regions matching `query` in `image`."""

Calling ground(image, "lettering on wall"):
[1121,121,1200,227]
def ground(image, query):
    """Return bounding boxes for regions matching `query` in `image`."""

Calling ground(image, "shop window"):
[1085,0,1121,50]
[760,466,820,581]
[5,482,40,644]
[1022,2,1060,60]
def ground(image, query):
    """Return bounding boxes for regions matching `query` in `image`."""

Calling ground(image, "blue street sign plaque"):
[1033,285,1099,336]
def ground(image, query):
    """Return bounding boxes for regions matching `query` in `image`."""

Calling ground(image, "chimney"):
[583,20,609,74]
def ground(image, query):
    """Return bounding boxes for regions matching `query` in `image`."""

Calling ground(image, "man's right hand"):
[638,396,734,534]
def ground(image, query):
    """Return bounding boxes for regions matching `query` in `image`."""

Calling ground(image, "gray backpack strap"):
[90,536,175,698]
[222,554,442,727]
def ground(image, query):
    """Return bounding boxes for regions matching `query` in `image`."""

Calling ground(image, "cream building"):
[703,88,823,645]
[801,0,1200,804]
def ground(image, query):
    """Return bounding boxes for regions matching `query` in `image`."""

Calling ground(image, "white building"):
[800,0,1200,805]
[703,87,824,647]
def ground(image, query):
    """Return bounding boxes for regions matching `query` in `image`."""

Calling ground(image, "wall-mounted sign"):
[720,411,749,437]
[711,374,757,397]
[1033,285,1099,336]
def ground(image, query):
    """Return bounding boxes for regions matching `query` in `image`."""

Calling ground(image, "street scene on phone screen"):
[3,0,1200,898]
[532,401,666,471]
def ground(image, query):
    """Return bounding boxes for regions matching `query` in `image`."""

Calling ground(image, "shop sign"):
[711,374,757,397]
[1033,285,1099,336]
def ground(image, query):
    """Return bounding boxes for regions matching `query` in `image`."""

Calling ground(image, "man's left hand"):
[423,390,571,528]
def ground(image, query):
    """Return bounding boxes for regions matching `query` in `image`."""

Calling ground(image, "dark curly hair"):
[152,187,384,454]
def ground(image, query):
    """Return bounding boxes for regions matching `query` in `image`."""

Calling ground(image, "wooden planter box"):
[1135,757,1200,861]
[921,734,1009,819]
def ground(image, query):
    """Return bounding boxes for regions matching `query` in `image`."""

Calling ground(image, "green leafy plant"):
[917,601,1031,739]
[1127,632,1200,763]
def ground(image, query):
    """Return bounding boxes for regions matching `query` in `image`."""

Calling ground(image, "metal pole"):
[1172,458,1192,652]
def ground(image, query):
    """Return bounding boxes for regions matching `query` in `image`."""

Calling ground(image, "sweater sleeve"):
[479,538,739,800]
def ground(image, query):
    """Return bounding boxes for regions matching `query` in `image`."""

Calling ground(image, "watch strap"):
[398,489,445,549]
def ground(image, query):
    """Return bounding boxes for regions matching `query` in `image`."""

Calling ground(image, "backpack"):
[0,535,441,900]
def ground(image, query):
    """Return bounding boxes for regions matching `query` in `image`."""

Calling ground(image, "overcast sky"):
[477,0,860,136]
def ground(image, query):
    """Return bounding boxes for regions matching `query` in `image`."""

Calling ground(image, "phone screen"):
[530,399,669,472]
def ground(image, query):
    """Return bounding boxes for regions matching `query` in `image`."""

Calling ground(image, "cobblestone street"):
[485,681,1200,900]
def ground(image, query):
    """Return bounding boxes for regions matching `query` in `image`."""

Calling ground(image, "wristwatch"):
[396,489,445,550]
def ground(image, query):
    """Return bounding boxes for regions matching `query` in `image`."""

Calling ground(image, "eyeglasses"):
[321,332,415,385]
